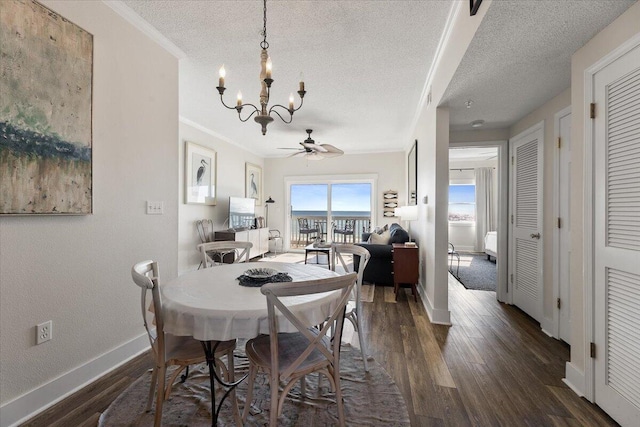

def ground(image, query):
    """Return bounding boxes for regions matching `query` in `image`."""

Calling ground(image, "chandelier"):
[216,0,306,135]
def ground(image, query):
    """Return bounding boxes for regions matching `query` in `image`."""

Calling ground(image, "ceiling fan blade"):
[278,147,302,150]
[288,151,306,158]
[301,142,328,153]
[318,144,344,154]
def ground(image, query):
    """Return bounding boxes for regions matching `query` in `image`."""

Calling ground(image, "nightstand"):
[392,243,419,301]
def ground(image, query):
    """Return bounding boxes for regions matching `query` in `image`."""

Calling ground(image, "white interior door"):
[510,123,544,323]
[558,111,572,343]
[593,44,640,426]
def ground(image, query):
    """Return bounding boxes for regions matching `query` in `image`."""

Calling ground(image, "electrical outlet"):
[36,320,52,345]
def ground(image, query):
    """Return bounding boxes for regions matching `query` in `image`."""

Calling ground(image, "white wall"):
[411,0,491,324]
[509,88,571,324]
[0,1,179,424]
[263,152,405,240]
[568,1,640,383]
[177,121,264,273]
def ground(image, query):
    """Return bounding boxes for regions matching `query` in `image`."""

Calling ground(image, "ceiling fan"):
[279,129,344,160]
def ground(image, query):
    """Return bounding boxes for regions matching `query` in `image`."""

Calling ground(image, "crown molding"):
[102,0,186,59]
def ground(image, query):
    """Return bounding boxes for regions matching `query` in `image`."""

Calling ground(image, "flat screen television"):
[229,196,255,230]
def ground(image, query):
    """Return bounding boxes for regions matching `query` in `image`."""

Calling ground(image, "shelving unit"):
[383,190,398,218]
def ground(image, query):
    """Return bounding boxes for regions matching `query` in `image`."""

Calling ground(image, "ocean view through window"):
[290,182,372,247]
[449,184,476,222]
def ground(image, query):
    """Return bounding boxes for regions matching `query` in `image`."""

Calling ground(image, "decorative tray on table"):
[237,268,292,287]
[243,268,278,280]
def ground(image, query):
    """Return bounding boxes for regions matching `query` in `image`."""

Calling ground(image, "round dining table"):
[162,261,341,341]
[161,261,341,426]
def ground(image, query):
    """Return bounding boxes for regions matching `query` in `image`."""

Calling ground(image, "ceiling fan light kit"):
[216,0,306,135]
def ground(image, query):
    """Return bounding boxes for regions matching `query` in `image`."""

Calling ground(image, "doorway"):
[448,142,509,301]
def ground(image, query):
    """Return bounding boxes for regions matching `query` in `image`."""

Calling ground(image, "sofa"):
[355,223,410,286]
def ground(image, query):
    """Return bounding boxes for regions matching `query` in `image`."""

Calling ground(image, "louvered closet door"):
[594,44,640,426]
[510,124,544,323]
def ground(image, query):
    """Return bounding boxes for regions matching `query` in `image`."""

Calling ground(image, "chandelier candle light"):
[216,0,306,135]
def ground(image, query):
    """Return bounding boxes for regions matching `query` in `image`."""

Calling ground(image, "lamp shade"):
[394,206,405,217]
[399,205,418,221]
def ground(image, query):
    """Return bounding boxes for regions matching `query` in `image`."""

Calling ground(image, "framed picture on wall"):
[0,0,93,215]
[408,140,418,205]
[245,162,262,205]
[185,141,217,205]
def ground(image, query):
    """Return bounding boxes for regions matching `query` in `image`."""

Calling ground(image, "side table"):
[392,243,419,301]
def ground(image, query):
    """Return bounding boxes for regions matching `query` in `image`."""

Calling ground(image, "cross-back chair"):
[333,219,356,243]
[131,260,237,427]
[297,217,319,246]
[242,273,357,426]
[332,243,372,371]
[197,241,252,268]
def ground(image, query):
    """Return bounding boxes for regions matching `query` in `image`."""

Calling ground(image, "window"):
[449,184,475,222]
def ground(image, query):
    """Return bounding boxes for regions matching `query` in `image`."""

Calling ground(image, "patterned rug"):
[99,345,409,426]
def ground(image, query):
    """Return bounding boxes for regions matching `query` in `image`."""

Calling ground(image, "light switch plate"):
[146,201,164,215]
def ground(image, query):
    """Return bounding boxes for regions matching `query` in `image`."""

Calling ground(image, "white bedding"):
[484,231,497,259]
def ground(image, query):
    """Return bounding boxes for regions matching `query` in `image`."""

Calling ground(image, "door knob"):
[530,233,541,239]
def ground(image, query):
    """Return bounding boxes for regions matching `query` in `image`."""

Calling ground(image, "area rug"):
[455,252,497,291]
[99,346,409,426]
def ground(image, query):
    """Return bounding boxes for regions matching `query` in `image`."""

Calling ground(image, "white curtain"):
[475,167,495,251]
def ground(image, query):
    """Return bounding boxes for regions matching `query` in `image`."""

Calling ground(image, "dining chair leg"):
[154,364,166,427]
[242,364,258,422]
[226,349,243,427]
[355,308,369,372]
[146,366,158,412]
[333,364,346,427]
[269,370,280,426]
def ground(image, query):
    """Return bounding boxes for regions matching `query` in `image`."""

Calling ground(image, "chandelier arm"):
[237,106,260,122]
[269,107,294,124]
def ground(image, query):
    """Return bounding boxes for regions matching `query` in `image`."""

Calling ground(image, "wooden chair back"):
[197,241,252,267]
[261,273,357,382]
[131,260,164,366]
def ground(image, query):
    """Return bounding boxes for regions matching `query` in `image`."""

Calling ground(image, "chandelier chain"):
[260,0,269,49]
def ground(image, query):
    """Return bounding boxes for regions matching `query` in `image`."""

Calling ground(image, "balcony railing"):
[290,214,371,249]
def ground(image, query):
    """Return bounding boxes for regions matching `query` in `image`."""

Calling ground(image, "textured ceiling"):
[118,0,637,155]
[120,0,453,156]
[443,0,637,132]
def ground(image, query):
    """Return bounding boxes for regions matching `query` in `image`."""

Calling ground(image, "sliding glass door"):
[288,179,373,250]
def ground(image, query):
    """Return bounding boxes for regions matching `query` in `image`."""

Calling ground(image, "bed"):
[484,231,497,261]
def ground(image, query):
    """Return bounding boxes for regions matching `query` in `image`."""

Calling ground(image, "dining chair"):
[333,219,356,243]
[448,242,460,278]
[196,219,216,269]
[242,273,357,426]
[197,241,252,267]
[131,260,238,427]
[332,243,372,371]
[297,217,318,246]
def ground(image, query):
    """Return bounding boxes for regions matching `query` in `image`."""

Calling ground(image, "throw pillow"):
[368,230,390,244]
[388,225,409,244]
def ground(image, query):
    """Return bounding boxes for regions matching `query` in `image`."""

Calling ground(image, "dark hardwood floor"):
[22,276,618,426]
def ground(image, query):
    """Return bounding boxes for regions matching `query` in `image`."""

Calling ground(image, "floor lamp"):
[265,196,275,228]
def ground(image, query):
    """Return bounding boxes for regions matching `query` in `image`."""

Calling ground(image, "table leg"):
[201,341,247,426]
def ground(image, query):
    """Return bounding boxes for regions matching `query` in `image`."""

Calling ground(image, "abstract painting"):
[0,0,93,214]
[245,162,262,205]
[185,141,216,205]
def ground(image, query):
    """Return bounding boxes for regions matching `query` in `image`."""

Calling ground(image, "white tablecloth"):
[162,262,340,341]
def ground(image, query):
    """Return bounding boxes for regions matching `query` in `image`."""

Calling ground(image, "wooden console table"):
[392,243,419,301]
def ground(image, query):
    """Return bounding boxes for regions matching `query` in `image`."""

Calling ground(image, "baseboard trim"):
[0,333,149,427]
[418,284,451,325]
[563,361,586,399]
[540,316,555,338]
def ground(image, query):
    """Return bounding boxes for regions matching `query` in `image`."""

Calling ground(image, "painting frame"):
[408,140,418,205]
[185,141,217,205]
[0,0,94,215]
[245,162,262,205]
